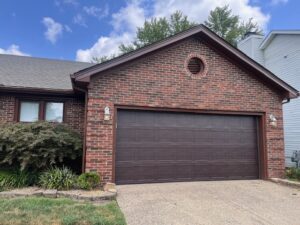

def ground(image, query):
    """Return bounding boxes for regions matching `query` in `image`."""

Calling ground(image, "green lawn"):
[0,197,126,225]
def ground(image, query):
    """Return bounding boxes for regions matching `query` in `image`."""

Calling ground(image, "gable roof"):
[72,24,299,99]
[0,54,93,94]
[260,30,300,50]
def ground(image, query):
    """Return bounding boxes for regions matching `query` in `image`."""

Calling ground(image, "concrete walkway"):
[117,180,300,225]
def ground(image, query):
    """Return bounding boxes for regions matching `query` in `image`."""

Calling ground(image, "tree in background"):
[92,6,262,63]
[91,11,196,63]
[91,55,116,64]
[204,5,263,46]
[119,11,196,54]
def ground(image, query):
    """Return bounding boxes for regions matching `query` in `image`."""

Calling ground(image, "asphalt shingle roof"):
[0,54,94,91]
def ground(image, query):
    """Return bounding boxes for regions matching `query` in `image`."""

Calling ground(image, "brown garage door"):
[116,109,259,184]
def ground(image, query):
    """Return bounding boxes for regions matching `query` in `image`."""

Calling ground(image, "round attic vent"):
[187,57,203,74]
[185,53,208,78]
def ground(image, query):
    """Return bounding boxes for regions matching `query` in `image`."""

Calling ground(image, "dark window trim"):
[16,98,65,123]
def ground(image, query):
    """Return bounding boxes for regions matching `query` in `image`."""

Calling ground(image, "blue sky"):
[0,0,299,62]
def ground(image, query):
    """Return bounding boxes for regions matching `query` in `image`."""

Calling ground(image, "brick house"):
[0,25,298,184]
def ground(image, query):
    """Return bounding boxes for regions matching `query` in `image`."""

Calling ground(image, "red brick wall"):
[84,37,285,182]
[0,94,85,135]
[64,98,85,135]
[0,95,15,123]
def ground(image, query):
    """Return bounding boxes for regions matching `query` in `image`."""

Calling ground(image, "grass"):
[287,178,300,182]
[0,197,126,225]
[285,167,300,181]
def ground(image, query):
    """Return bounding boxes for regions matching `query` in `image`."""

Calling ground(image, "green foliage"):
[286,168,300,181]
[204,5,263,46]
[38,167,77,190]
[77,172,101,190]
[91,54,116,63]
[0,198,126,225]
[120,11,196,54]
[0,169,38,191]
[92,11,196,63]
[0,122,82,171]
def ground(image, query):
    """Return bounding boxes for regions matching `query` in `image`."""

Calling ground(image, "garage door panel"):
[116,109,259,184]
[117,145,258,161]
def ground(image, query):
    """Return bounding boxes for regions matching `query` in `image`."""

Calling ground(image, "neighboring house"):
[238,31,300,167]
[0,25,299,184]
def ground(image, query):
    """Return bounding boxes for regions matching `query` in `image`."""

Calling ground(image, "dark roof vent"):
[243,31,262,39]
[187,57,203,75]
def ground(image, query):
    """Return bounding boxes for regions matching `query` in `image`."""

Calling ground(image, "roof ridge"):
[0,53,94,65]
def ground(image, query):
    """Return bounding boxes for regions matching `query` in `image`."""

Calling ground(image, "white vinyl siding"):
[264,35,300,167]
[237,35,264,65]
[238,33,300,167]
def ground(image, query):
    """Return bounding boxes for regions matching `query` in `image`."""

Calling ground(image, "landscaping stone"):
[0,187,117,202]
[270,178,300,189]
[108,188,117,193]
[42,189,58,198]
[103,182,116,191]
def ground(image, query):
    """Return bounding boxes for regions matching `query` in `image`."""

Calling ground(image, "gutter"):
[0,86,75,96]
[282,98,290,104]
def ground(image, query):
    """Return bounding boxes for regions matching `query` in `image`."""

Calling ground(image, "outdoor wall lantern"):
[269,114,277,127]
[104,106,111,121]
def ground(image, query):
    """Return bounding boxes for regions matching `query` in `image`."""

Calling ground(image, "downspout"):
[282,98,290,105]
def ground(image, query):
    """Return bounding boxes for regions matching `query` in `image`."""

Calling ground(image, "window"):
[19,100,64,123]
[45,102,64,122]
[19,102,39,122]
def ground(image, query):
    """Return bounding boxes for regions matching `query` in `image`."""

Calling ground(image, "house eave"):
[0,85,78,96]
[72,24,299,99]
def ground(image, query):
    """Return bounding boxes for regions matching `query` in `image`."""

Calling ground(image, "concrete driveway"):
[117,180,300,225]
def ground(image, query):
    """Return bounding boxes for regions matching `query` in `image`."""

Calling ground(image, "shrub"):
[77,172,101,190]
[0,122,82,171]
[286,167,300,181]
[38,167,77,190]
[0,169,38,191]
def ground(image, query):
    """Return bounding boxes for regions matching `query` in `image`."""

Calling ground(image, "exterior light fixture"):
[269,114,277,127]
[104,106,111,121]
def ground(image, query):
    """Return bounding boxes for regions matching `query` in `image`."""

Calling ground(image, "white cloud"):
[55,0,78,7]
[73,14,87,27]
[153,0,270,30]
[42,17,63,44]
[76,0,270,62]
[111,1,146,32]
[76,33,133,62]
[270,0,288,5]
[83,4,109,19]
[76,1,145,62]
[0,44,30,56]
[65,25,72,32]
[63,0,78,5]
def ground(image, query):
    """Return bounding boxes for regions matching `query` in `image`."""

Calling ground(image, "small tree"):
[120,11,197,54]
[91,55,116,64]
[0,122,82,171]
[204,5,263,46]
[92,11,196,62]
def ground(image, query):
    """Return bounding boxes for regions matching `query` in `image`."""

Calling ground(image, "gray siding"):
[264,35,300,167]
[237,35,264,65]
[238,33,300,167]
